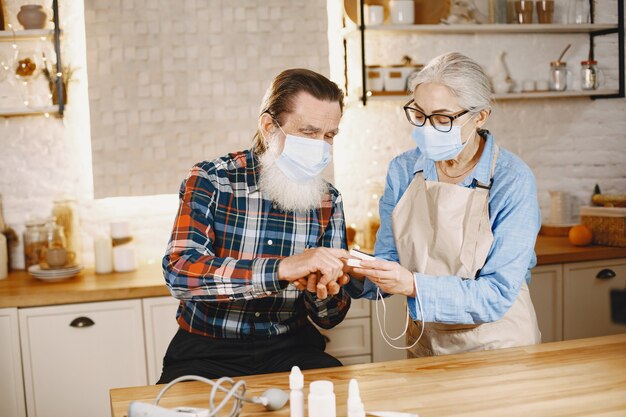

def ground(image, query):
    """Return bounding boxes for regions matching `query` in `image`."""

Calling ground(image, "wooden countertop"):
[110,334,626,417]
[1,236,625,309]
[0,263,169,308]
[535,236,626,265]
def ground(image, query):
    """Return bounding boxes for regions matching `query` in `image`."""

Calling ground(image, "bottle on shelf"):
[0,194,18,272]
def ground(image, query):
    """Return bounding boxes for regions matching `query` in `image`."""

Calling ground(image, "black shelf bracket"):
[359,0,367,105]
[587,0,623,100]
[52,0,64,115]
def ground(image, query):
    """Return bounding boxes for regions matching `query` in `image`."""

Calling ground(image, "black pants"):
[156,323,342,384]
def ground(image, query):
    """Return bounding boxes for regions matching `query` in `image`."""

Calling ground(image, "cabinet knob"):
[69,316,95,328]
[596,269,617,280]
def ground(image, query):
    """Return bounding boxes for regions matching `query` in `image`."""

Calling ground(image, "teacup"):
[44,247,76,268]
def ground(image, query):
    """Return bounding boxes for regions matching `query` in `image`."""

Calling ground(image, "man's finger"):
[306,273,318,293]
[316,283,328,299]
[327,281,340,295]
[337,274,350,286]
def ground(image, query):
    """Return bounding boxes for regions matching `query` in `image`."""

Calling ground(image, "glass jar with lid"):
[23,219,46,268]
[580,60,599,90]
[43,220,66,250]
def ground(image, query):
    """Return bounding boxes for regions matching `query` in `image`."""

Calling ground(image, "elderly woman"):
[347,52,541,357]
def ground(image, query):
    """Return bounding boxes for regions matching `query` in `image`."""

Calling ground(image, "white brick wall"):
[85,0,331,198]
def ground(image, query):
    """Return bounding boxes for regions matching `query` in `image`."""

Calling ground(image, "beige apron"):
[392,145,541,357]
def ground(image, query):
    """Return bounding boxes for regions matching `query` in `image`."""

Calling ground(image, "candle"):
[94,235,113,274]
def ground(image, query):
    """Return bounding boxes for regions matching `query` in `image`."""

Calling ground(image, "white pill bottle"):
[308,380,336,417]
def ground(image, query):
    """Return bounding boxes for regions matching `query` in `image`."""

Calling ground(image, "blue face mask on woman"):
[411,120,474,162]
[275,133,331,183]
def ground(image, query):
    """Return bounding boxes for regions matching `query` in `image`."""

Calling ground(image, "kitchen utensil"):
[557,43,571,62]
[500,51,516,93]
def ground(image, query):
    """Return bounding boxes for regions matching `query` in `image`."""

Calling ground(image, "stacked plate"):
[28,264,83,281]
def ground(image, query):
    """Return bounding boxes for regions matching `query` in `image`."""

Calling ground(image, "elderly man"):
[158,68,351,383]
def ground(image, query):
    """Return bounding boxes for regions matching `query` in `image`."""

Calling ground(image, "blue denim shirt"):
[347,132,541,324]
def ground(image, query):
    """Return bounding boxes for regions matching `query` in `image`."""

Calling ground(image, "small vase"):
[17,4,47,30]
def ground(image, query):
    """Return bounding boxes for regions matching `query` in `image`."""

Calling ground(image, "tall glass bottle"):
[0,194,18,271]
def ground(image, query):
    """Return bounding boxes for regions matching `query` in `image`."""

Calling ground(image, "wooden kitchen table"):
[110,334,626,417]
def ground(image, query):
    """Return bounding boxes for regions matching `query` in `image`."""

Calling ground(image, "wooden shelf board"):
[0,29,55,41]
[0,106,60,117]
[361,23,618,34]
[363,89,620,101]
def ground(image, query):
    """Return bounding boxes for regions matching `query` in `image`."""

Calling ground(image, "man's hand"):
[279,248,349,299]
[351,259,416,297]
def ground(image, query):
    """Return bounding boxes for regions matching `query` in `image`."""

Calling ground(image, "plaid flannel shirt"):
[163,149,351,339]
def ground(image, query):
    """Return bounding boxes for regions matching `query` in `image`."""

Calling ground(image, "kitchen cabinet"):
[0,0,64,117]
[142,296,180,384]
[564,258,626,340]
[531,257,626,343]
[529,264,563,343]
[0,308,26,417]
[344,1,624,104]
[18,300,147,417]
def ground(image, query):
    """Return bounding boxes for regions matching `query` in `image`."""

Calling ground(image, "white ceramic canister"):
[389,0,415,24]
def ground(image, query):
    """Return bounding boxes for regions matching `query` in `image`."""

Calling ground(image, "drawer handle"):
[596,269,617,280]
[69,317,95,328]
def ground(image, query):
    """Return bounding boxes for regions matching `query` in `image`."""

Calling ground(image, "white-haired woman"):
[347,52,541,357]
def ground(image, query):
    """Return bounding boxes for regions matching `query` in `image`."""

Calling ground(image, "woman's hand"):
[352,259,416,297]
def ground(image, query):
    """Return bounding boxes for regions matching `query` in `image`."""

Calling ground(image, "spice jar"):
[52,198,80,261]
[580,60,599,90]
[23,219,46,268]
[549,61,570,91]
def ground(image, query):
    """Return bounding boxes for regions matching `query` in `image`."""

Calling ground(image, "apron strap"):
[473,144,499,190]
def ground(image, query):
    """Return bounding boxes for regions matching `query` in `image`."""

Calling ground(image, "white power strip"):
[128,401,210,417]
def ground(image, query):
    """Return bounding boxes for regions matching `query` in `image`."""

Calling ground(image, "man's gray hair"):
[409,52,492,114]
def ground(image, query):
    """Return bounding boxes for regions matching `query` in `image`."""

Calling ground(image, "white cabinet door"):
[142,296,180,384]
[0,308,26,417]
[530,264,564,343]
[321,317,371,358]
[564,259,626,340]
[19,300,147,417]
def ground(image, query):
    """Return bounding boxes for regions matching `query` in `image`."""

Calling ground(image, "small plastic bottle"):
[289,366,304,417]
[308,380,336,417]
[347,379,366,417]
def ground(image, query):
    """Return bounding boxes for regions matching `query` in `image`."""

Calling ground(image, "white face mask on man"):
[274,127,331,183]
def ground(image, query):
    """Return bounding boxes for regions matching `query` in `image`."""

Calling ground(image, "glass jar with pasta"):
[52,197,81,262]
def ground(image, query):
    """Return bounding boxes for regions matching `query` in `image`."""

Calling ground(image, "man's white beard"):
[258,141,328,212]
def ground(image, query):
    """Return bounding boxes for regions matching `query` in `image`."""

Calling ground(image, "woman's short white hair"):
[409,52,492,113]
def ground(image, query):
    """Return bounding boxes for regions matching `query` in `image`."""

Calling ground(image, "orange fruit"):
[568,225,593,246]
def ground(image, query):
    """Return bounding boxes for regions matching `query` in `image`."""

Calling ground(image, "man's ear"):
[475,108,491,129]
[259,113,276,140]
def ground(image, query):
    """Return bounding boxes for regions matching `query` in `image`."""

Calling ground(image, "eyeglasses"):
[403,100,470,133]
